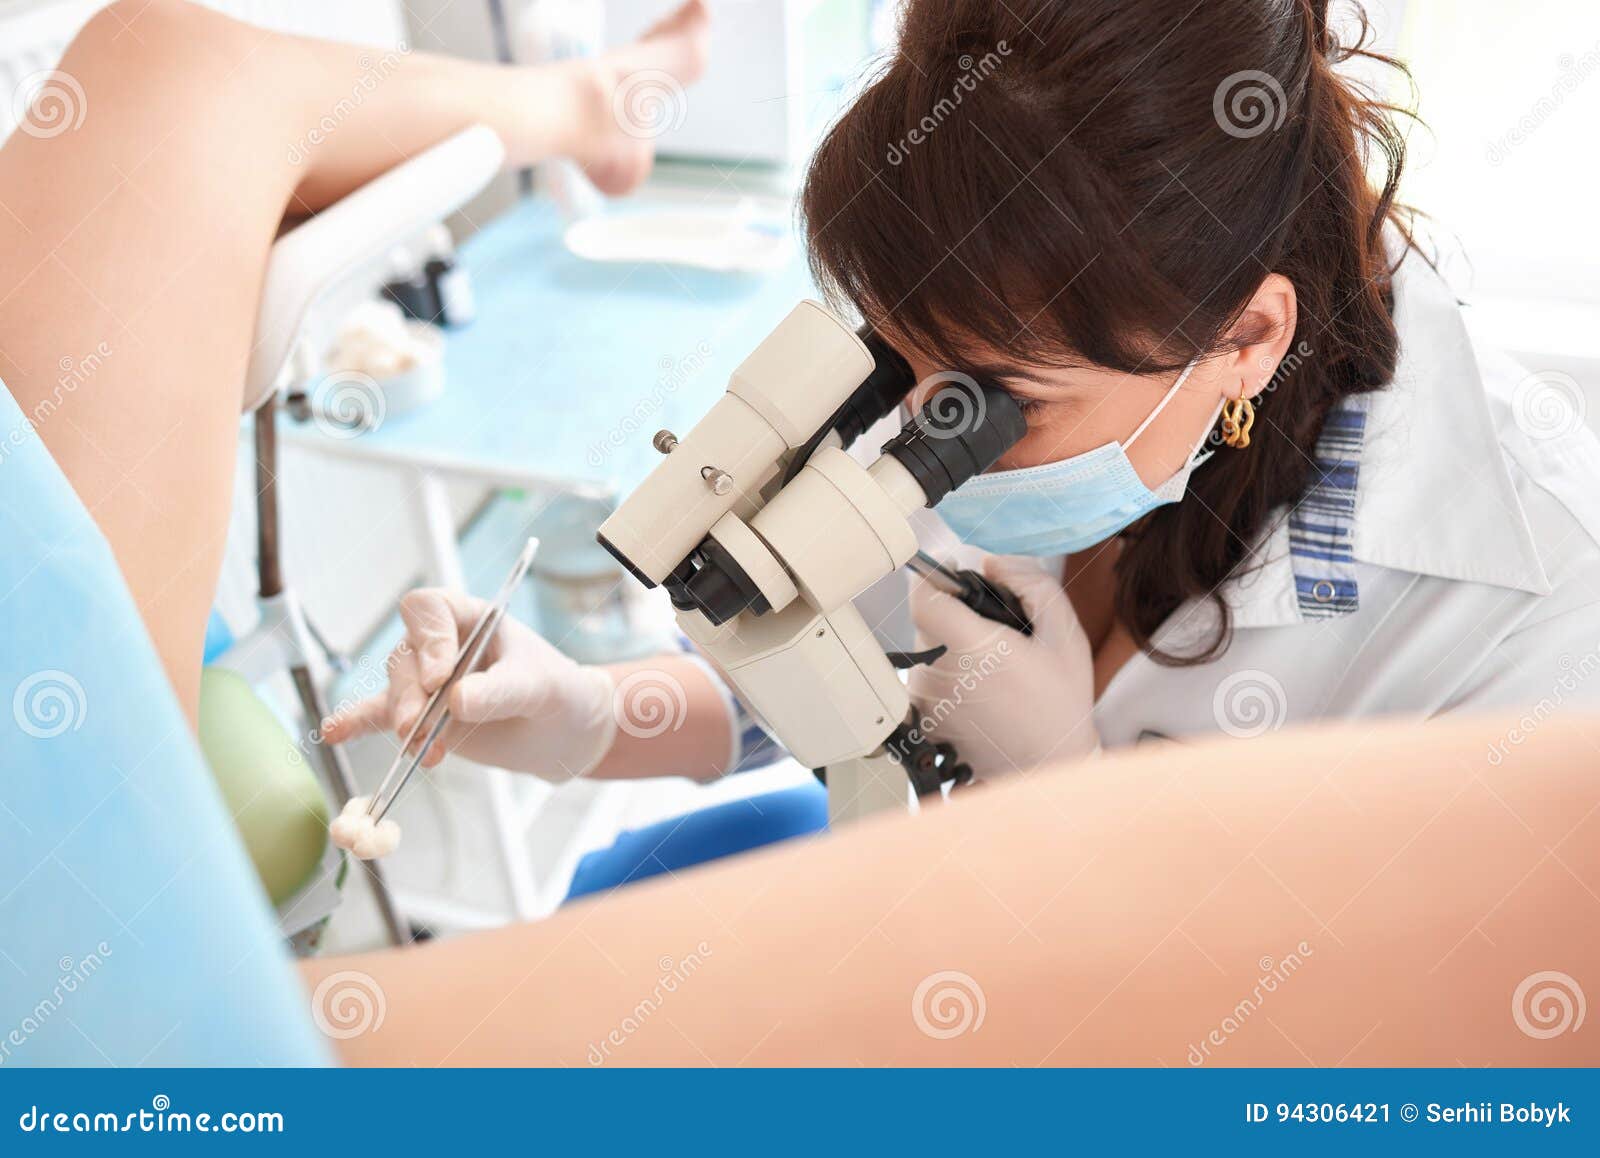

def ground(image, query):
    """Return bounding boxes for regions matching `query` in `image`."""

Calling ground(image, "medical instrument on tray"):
[363,537,541,828]
[905,549,1033,637]
[597,300,1029,824]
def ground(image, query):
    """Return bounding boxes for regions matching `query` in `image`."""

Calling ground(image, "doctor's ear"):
[1224,273,1298,401]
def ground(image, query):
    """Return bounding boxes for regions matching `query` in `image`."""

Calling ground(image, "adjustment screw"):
[653,430,679,454]
[701,466,734,495]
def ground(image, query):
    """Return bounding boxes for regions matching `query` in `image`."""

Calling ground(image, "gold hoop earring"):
[1221,398,1255,449]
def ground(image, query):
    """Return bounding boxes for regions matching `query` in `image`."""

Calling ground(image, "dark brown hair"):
[801,0,1414,662]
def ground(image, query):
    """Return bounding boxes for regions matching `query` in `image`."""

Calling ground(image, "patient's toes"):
[577,0,710,196]
[640,0,710,82]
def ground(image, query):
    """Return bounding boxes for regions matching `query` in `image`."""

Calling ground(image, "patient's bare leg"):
[0,0,706,720]
[304,712,1600,1066]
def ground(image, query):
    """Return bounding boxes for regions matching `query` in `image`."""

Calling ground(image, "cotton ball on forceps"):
[329,795,402,860]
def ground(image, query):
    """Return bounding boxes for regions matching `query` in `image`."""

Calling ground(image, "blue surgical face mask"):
[936,359,1220,556]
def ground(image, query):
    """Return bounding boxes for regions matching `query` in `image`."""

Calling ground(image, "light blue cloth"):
[283,200,821,495]
[201,608,234,664]
[0,382,327,1067]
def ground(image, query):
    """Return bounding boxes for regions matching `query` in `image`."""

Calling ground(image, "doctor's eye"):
[1010,394,1043,419]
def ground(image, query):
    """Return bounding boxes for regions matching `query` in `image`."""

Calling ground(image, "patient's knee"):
[40,0,301,212]
[78,0,231,57]
[72,0,210,66]
[65,0,277,118]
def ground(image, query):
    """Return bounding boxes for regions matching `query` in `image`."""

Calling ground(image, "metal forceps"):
[364,536,540,824]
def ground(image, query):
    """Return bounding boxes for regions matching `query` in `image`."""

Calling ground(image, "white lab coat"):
[854,245,1600,751]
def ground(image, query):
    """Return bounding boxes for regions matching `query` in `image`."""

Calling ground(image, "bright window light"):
[1396,0,1600,304]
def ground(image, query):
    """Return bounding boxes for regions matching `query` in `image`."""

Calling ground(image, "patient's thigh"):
[0,2,304,718]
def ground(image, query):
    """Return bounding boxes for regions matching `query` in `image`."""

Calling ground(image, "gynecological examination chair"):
[0,127,503,1065]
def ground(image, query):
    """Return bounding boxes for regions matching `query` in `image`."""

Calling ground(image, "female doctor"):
[2,0,1595,1066]
[328,0,1600,803]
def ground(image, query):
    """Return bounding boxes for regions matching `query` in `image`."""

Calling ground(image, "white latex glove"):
[323,588,616,781]
[907,554,1098,782]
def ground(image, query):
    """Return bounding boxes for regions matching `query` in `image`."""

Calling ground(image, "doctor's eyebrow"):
[959,362,1101,413]
[954,361,1050,394]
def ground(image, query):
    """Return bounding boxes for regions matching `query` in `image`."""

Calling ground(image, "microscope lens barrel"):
[596,301,876,587]
[880,376,1027,506]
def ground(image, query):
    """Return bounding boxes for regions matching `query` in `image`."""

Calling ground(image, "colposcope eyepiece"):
[777,327,914,489]
[832,328,915,449]
[881,375,1027,506]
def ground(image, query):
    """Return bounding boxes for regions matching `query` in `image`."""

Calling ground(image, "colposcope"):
[598,300,1028,823]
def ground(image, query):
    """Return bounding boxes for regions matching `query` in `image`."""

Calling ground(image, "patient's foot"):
[574,0,710,195]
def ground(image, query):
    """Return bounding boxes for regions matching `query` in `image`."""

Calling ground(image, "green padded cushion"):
[197,667,330,905]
